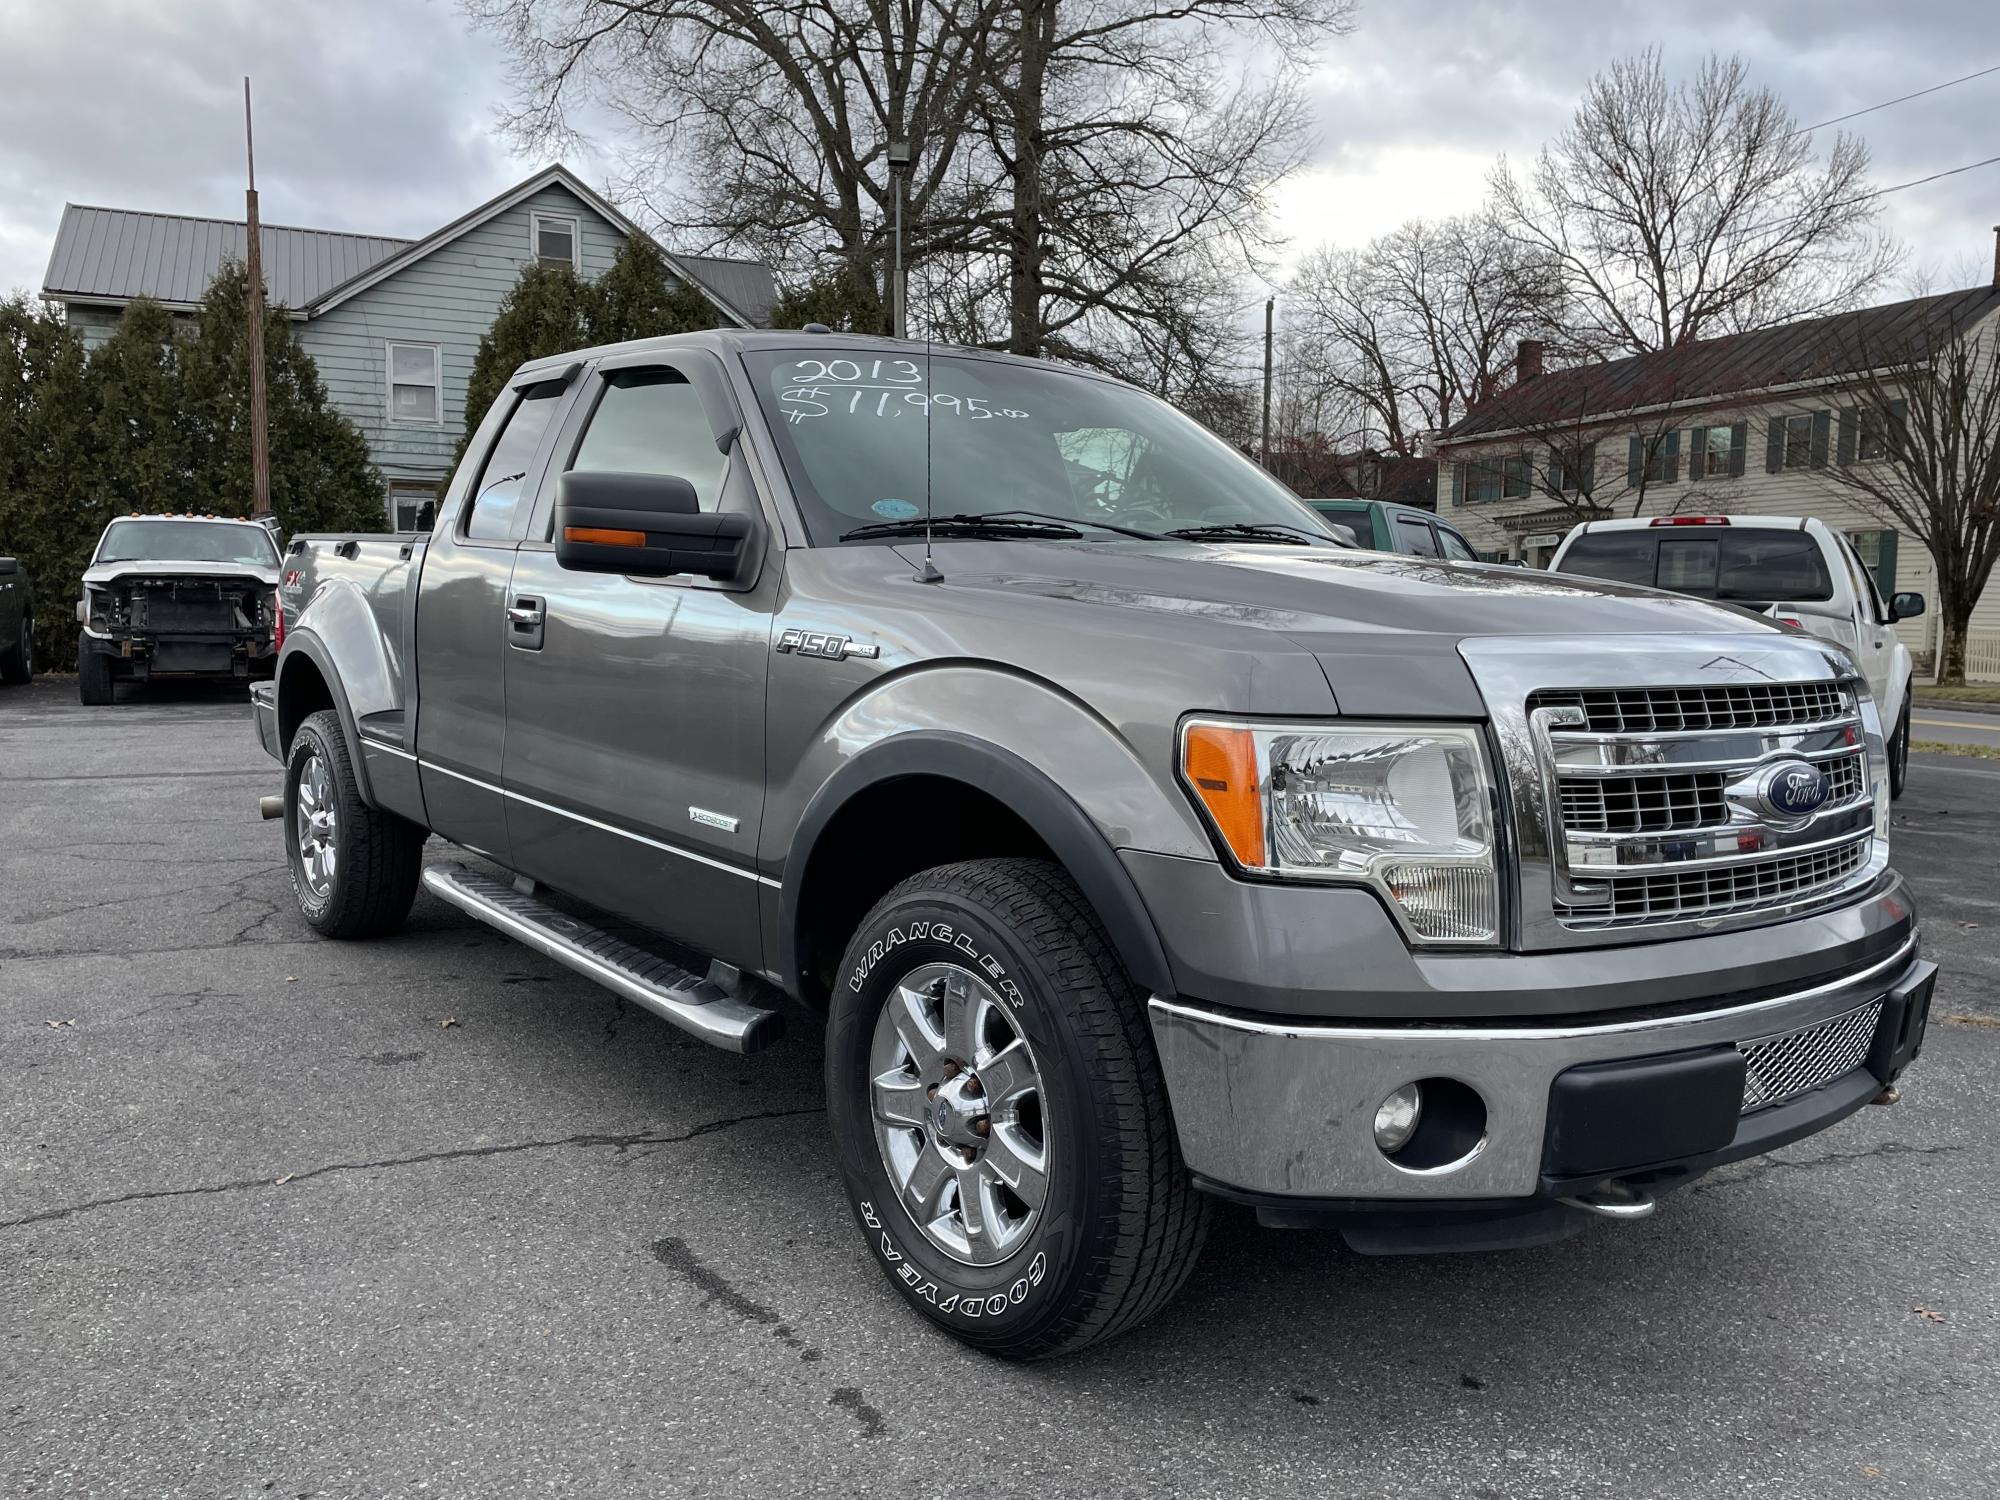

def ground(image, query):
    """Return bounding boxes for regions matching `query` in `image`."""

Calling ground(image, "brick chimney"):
[1516,338,1545,383]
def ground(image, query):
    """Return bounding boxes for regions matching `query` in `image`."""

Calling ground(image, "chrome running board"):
[421,861,783,1054]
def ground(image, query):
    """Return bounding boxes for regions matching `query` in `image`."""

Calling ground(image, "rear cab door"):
[411,369,573,863]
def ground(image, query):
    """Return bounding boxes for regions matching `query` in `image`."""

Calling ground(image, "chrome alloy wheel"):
[294,752,339,898]
[868,961,1050,1266]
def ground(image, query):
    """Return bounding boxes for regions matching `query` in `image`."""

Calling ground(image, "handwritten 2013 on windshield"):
[777,358,1030,425]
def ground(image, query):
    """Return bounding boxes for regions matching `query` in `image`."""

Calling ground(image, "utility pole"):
[244,77,271,518]
[1261,297,1274,471]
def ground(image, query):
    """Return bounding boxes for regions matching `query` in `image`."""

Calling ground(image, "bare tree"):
[1813,301,2000,684]
[464,0,1350,371]
[1491,50,1898,357]
[1288,214,1563,455]
[466,0,1013,333]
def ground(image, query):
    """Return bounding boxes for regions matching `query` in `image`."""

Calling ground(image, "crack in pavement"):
[0,1106,828,1231]
[1690,1139,1962,1196]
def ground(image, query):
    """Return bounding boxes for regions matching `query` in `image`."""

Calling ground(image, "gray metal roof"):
[1444,286,2000,441]
[671,253,778,329]
[43,205,411,310]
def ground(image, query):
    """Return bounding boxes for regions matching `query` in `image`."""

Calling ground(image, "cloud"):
[0,0,618,294]
[1281,0,2000,281]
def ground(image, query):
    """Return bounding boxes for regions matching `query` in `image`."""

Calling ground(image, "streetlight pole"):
[888,138,913,339]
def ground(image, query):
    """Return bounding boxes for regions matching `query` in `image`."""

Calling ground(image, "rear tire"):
[284,709,426,938]
[825,857,1210,1360]
[1889,696,1910,800]
[76,638,115,704]
[0,615,31,685]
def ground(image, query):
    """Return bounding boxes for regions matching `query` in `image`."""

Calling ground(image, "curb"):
[1912,696,2000,718]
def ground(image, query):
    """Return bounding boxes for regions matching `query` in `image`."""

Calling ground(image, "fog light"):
[1373,1083,1424,1153]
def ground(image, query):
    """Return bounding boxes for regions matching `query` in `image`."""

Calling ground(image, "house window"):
[1501,454,1530,499]
[387,481,439,534]
[1548,441,1596,495]
[1782,413,1815,470]
[532,212,580,271]
[386,342,441,425]
[1703,427,1733,474]
[1642,433,1677,483]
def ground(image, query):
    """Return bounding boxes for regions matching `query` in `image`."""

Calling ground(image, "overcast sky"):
[3,0,1997,306]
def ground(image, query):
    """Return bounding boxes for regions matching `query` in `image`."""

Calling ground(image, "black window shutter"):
[1765,416,1784,473]
[1581,441,1596,496]
[1890,397,1909,455]
[1627,435,1644,487]
[1878,530,1899,596]
[1689,426,1709,480]
[1662,430,1681,483]
[1810,410,1832,467]
[1728,421,1748,477]
[1451,461,1465,506]
[1836,408,1857,466]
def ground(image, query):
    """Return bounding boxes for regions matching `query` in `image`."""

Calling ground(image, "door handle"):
[507,602,543,628]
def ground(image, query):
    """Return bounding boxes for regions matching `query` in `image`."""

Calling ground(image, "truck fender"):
[781,731,1178,1002]
[274,630,377,808]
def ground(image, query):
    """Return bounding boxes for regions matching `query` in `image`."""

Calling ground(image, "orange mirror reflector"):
[1182,723,1265,868]
[564,526,646,547]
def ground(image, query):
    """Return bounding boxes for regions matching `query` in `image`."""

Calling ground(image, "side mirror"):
[1889,591,1926,622]
[554,470,758,583]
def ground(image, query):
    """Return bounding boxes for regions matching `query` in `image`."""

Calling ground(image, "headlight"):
[1179,718,1500,945]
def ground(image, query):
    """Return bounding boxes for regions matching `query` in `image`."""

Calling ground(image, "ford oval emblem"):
[1757,759,1830,819]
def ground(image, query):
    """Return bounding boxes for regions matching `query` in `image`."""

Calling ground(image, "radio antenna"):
[915,325,943,583]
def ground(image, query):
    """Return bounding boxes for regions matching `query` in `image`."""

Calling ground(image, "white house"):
[1434,273,2000,681]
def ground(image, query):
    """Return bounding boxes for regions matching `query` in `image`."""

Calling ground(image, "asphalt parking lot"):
[4,676,1998,1499]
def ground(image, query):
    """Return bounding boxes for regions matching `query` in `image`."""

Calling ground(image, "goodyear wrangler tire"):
[825,857,1210,1360]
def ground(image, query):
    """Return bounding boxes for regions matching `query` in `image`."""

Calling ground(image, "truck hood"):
[82,560,282,589]
[891,539,1779,716]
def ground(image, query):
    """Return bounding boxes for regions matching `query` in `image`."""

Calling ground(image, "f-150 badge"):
[776,628,879,661]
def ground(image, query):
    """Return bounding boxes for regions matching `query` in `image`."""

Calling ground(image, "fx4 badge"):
[776,628,879,661]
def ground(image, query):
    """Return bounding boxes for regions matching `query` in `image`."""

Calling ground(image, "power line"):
[1852,151,2000,203]
[1791,62,2000,137]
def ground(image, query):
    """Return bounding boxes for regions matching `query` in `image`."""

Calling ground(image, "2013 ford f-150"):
[252,329,1937,1360]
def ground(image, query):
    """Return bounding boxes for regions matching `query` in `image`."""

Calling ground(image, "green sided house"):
[40,165,776,531]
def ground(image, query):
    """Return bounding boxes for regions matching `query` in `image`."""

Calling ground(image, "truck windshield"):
[742,349,1335,545]
[96,519,279,568]
[1557,528,1834,602]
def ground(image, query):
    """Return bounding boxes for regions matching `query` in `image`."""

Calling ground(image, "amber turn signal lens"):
[1182,723,1265,868]
[564,526,646,547]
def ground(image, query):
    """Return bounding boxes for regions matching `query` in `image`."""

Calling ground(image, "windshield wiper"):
[975,509,1164,540]
[839,513,1084,542]
[1165,521,1332,546]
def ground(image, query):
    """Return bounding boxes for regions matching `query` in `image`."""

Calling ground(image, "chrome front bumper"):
[1149,936,1931,1201]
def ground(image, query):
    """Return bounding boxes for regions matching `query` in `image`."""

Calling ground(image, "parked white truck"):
[1550,516,1926,797]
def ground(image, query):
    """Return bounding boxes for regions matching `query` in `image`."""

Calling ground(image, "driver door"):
[500,350,780,968]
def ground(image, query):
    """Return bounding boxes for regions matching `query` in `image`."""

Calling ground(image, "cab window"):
[568,368,725,510]
[1438,527,1477,562]
[1396,517,1441,557]
[465,386,563,541]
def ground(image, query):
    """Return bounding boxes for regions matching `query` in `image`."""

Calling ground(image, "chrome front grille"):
[1533,681,1850,734]
[1459,636,1888,951]
[1558,837,1869,927]
[1739,1000,1883,1111]
[1559,771,1730,833]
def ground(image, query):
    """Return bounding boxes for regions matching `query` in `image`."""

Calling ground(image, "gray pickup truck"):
[252,329,1936,1359]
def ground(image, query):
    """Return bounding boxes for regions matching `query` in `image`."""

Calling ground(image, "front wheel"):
[1889,696,1910,800]
[284,709,426,938]
[825,858,1210,1360]
[76,638,115,704]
